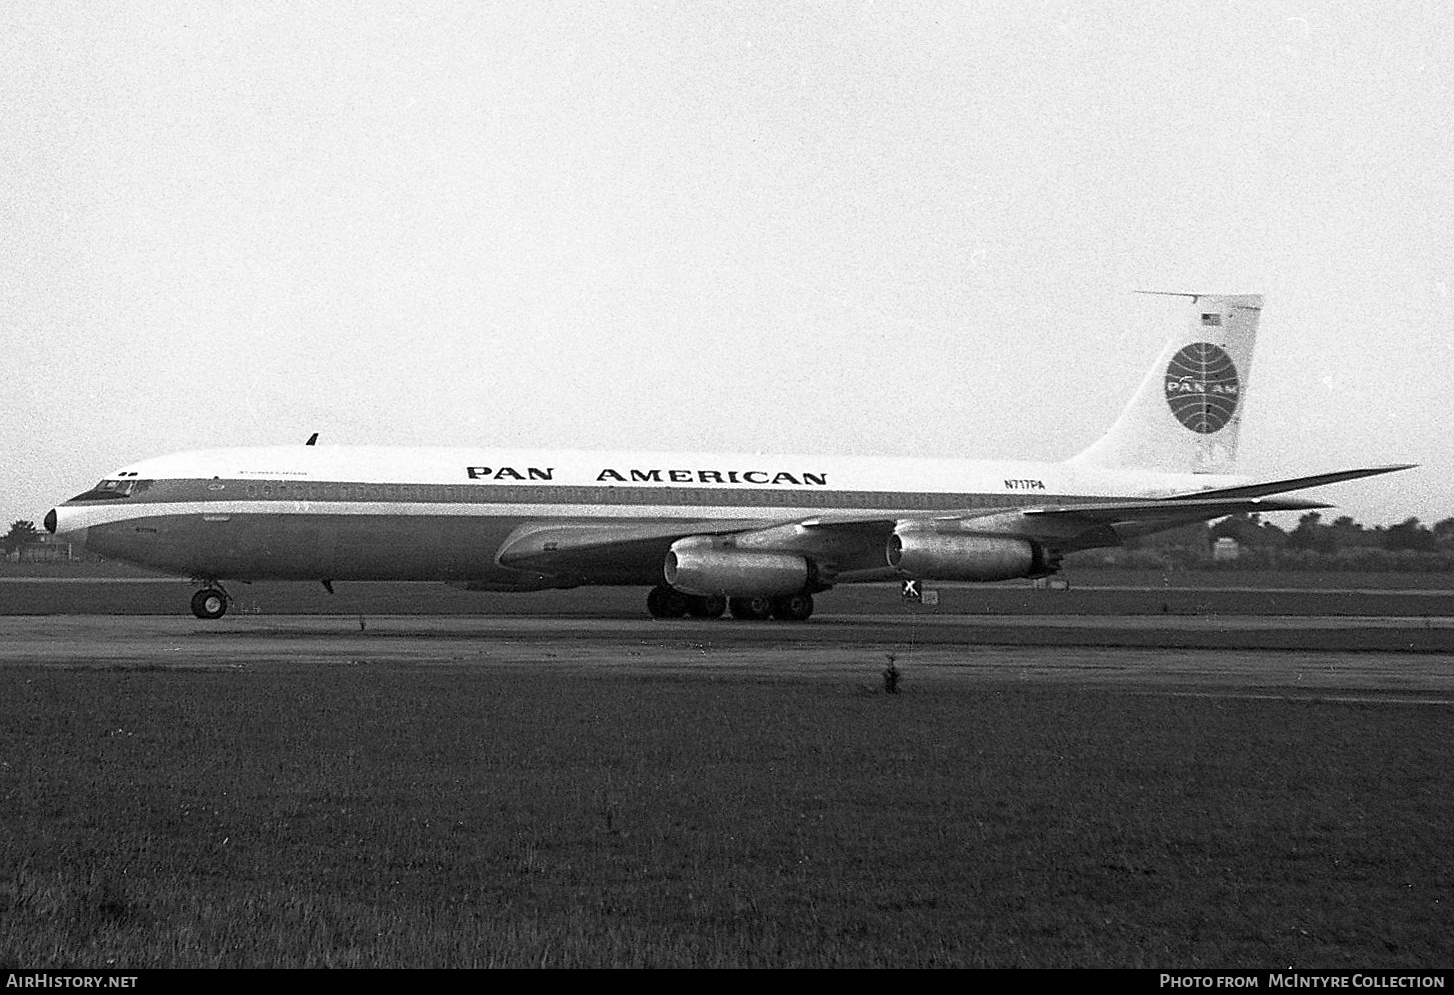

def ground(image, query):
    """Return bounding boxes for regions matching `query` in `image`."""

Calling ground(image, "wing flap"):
[1022,495,1332,524]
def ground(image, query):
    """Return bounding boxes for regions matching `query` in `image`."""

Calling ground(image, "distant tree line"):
[1073,512,1454,571]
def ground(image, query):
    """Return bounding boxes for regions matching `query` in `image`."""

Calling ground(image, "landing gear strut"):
[190,585,229,620]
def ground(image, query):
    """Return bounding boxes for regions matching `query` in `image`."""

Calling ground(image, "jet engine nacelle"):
[664,547,816,597]
[887,532,1058,582]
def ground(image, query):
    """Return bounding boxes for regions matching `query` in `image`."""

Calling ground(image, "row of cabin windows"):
[244,482,444,501]
[236,482,1040,510]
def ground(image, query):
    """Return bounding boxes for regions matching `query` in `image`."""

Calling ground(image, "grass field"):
[2,662,1450,968]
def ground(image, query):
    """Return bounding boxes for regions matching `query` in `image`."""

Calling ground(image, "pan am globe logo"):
[1164,342,1239,434]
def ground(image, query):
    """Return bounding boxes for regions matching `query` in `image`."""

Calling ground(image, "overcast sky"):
[3,1,1450,527]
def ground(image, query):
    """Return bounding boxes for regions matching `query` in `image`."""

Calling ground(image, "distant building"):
[1212,537,1240,562]
[17,534,76,562]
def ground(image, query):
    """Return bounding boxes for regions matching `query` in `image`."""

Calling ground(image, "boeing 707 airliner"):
[45,293,1409,620]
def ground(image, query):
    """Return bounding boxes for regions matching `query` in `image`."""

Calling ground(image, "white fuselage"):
[50,445,1236,588]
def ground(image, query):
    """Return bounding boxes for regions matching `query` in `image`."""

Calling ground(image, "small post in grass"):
[883,653,901,694]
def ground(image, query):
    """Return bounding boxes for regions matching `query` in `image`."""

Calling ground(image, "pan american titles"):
[465,466,829,486]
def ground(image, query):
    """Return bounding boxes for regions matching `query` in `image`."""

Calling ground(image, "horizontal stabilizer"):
[1166,465,1416,502]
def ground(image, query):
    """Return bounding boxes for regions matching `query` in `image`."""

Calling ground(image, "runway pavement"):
[4,573,1454,619]
[3,613,1451,703]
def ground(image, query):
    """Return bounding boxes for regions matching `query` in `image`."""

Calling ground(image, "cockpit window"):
[69,479,150,501]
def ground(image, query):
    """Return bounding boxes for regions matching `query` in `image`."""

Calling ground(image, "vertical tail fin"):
[1069,293,1263,474]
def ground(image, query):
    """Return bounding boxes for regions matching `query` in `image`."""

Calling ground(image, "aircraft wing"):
[497,494,1335,578]
[492,465,1407,583]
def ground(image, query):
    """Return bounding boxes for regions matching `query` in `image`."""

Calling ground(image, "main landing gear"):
[646,585,814,622]
[646,585,726,619]
[190,584,229,620]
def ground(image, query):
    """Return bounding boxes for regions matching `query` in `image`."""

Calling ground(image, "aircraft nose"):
[44,508,57,533]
